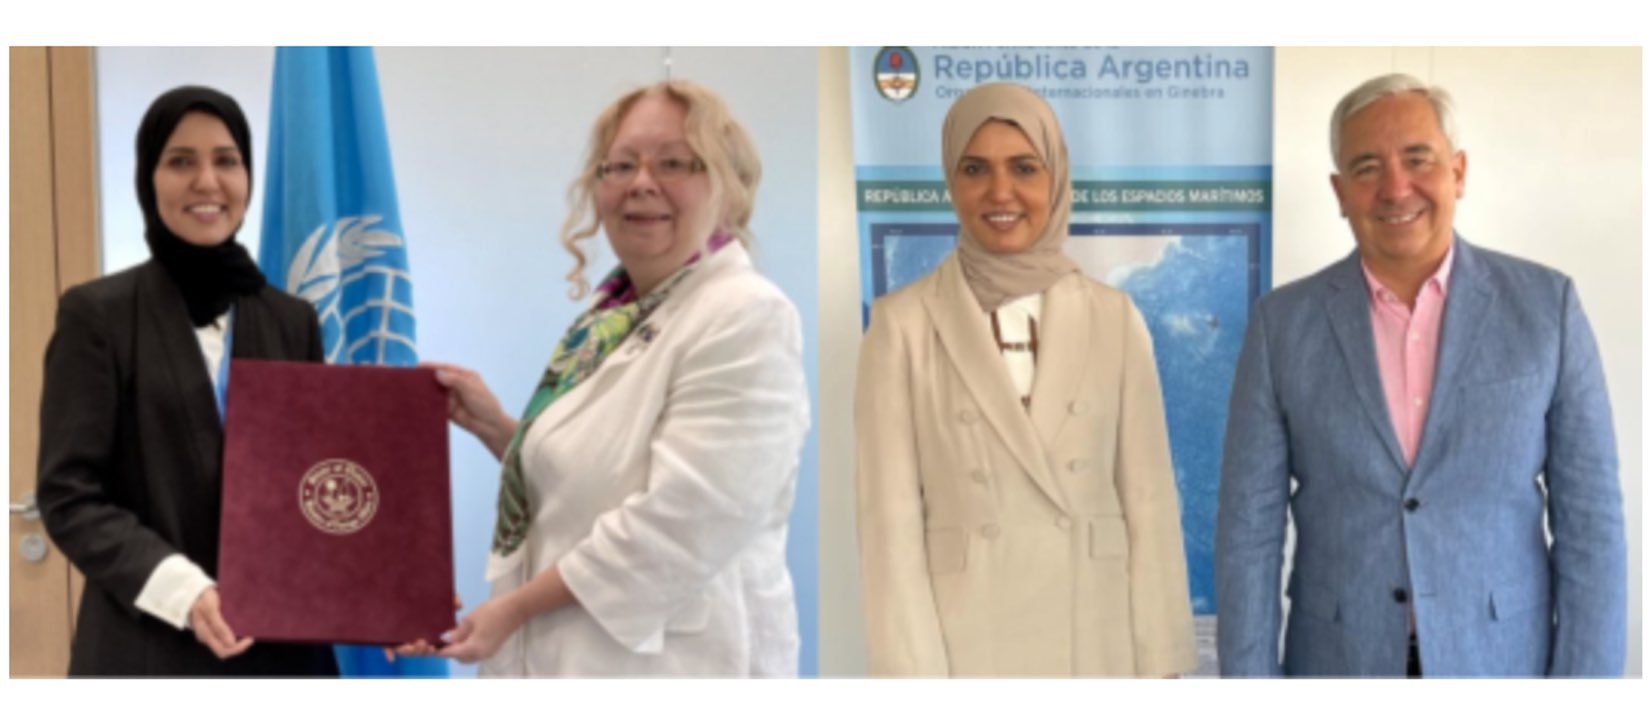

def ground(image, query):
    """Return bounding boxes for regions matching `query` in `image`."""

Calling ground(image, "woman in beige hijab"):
[854,82,1196,677]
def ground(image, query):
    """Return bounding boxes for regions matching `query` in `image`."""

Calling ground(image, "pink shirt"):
[1362,245,1455,468]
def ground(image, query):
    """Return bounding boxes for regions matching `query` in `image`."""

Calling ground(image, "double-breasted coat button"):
[958,410,980,424]
[971,469,989,484]
[1393,587,1409,604]
[1056,516,1073,530]
[980,523,1001,539]
[1068,458,1090,473]
[1068,401,1089,415]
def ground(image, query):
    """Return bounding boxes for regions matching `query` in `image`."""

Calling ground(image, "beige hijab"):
[942,82,1079,311]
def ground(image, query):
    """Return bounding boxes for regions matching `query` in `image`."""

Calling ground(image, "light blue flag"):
[258,46,446,678]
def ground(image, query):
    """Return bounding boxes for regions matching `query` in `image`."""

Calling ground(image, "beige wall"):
[816,46,866,676]
[816,46,1643,676]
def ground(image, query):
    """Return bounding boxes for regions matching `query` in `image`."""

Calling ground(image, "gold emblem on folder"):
[298,458,380,535]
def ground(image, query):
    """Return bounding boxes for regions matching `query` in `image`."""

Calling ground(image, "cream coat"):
[855,253,1196,676]
[479,244,808,676]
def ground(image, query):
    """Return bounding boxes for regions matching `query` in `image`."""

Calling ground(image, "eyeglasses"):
[596,155,706,185]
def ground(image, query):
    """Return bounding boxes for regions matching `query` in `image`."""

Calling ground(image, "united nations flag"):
[257,46,444,677]
[260,46,417,367]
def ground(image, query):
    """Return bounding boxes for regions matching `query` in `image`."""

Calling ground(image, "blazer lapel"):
[1409,239,1494,494]
[530,242,750,438]
[1322,253,1408,475]
[230,289,283,360]
[137,263,225,488]
[922,255,1067,512]
[1026,273,1089,451]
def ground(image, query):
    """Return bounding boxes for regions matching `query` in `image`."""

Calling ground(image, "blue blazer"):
[1215,237,1625,677]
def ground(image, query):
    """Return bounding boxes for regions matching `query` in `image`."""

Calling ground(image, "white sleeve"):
[134,553,215,630]
[855,298,951,675]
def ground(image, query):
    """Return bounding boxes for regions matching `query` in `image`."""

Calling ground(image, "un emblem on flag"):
[298,458,380,535]
[287,215,419,365]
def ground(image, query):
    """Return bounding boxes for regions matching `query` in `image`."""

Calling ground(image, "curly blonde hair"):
[560,80,762,299]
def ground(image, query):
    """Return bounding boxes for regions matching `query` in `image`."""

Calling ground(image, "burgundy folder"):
[218,360,454,646]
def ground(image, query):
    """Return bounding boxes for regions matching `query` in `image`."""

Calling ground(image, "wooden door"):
[9,46,99,677]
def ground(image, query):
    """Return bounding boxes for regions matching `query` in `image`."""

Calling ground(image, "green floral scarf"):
[489,257,700,560]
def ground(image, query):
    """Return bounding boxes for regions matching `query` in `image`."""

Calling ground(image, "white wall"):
[95,46,820,677]
[815,46,1643,676]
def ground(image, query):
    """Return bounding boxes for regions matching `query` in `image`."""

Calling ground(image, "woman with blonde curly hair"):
[410,80,808,676]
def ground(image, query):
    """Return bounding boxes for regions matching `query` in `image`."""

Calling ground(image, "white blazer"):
[479,243,809,676]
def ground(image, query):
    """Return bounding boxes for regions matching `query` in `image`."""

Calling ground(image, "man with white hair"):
[1215,73,1625,677]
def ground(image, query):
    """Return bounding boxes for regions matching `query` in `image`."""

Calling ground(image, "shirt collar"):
[1360,241,1457,304]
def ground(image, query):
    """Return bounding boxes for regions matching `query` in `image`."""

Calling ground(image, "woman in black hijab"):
[36,86,338,676]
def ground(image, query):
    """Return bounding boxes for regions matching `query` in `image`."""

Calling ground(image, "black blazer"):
[37,260,339,676]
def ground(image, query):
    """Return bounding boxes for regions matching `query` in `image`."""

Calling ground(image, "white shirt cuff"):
[135,554,215,630]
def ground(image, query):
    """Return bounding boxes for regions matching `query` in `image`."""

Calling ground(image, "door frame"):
[9,45,100,677]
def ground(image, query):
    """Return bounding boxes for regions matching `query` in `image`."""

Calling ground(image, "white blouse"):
[987,292,1043,404]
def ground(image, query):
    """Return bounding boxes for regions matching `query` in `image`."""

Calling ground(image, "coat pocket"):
[1089,516,1129,559]
[1458,371,1541,391]
[1489,577,1549,622]
[664,594,712,634]
[925,527,969,575]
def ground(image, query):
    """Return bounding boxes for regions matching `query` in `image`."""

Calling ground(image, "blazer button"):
[1404,498,1420,512]
[1068,458,1090,473]
[958,410,980,424]
[971,469,989,484]
[1068,401,1088,415]
[1056,516,1073,530]
[979,524,1001,539]
[1393,587,1409,604]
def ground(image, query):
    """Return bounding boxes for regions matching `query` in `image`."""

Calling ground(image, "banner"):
[258,46,443,677]
[852,46,1274,673]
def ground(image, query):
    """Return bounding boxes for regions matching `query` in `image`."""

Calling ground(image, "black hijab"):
[136,85,266,327]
